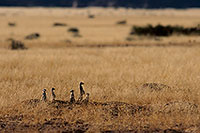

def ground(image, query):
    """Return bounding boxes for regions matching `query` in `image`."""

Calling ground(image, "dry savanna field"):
[1,7,200,132]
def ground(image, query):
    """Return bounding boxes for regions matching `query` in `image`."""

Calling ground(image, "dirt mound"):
[38,118,89,132]
[94,101,151,117]
[19,99,151,116]
[0,117,89,132]
[162,101,198,114]
[0,99,152,132]
[21,99,41,105]
[101,128,182,133]
[151,101,198,115]
[139,83,172,91]
[0,99,197,132]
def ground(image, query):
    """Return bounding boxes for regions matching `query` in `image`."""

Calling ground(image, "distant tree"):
[72,0,78,8]
[0,0,200,8]
[107,0,116,7]
[143,0,149,8]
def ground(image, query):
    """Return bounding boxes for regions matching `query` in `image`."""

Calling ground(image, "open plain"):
[0,7,200,132]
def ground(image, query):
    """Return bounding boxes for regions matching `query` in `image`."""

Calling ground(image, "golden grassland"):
[0,7,200,132]
[1,47,200,132]
[1,7,200,48]
[1,47,200,106]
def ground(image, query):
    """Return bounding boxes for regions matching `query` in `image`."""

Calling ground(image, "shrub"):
[130,24,200,36]
[116,20,127,25]
[53,23,67,27]
[8,22,16,27]
[73,33,82,38]
[25,33,40,40]
[68,27,79,33]
[9,39,27,50]
[88,15,95,19]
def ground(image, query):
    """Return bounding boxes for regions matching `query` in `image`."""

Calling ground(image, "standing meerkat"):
[42,89,47,102]
[82,93,90,104]
[70,90,75,103]
[51,88,56,101]
[77,82,85,102]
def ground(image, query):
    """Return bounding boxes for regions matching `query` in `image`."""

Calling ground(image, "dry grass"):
[1,47,200,131]
[0,47,200,105]
[1,7,200,48]
[0,7,200,132]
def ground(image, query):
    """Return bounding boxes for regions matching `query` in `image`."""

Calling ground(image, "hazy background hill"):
[0,0,200,8]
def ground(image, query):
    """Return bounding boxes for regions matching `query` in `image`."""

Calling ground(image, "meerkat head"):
[80,82,84,86]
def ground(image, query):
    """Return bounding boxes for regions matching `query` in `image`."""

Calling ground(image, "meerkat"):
[51,88,56,101]
[70,90,75,104]
[42,89,47,102]
[82,93,90,104]
[77,82,85,102]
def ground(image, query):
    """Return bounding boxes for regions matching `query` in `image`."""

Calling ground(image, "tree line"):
[0,0,199,8]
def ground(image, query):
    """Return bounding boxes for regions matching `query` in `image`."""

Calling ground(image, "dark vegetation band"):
[130,24,200,36]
